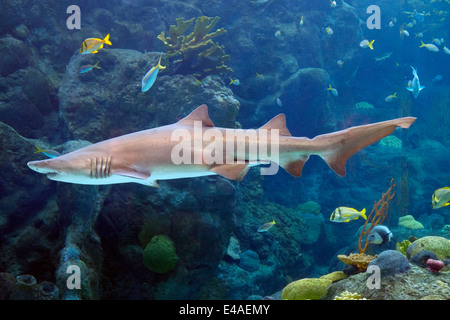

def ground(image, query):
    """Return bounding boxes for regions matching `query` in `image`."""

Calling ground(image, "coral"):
[396,239,411,256]
[10,275,38,300]
[379,135,402,149]
[358,179,396,254]
[281,278,331,300]
[338,253,377,272]
[426,259,444,272]
[407,236,450,261]
[225,235,240,261]
[143,235,179,274]
[399,215,424,229]
[368,250,410,276]
[320,271,347,283]
[38,281,59,300]
[157,16,232,78]
[334,290,368,300]
[353,101,374,109]
[296,201,321,214]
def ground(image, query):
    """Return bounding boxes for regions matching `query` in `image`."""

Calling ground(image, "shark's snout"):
[27,160,59,176]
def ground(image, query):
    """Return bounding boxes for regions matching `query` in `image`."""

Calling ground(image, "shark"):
[27,105,416,186]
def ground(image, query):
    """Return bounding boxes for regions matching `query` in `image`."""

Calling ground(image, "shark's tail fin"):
[313,117,416,177]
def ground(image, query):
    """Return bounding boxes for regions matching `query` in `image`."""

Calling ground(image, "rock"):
[58,49,239,141]
[368,250,410,277]
[239,250,260,272]
[0,36,30,76]
[0,122,52,222]
[324,264,450,300]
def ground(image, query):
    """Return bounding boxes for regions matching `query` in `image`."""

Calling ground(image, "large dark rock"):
[58,49,240,141]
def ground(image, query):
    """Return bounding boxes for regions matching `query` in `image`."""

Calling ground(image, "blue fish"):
[407,66,425,98]
[79,61,101,74]
[34,145,61,158]
[141,55,166,92]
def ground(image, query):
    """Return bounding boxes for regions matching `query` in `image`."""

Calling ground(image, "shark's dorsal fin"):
[259,114,291,136]
[177,104,215,127]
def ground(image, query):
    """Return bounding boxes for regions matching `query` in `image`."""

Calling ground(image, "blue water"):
[0,0,449,300]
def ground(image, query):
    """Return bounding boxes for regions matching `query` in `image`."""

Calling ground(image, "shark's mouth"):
[46,172,59,179]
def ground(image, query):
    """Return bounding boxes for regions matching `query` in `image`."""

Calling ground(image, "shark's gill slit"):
[89,158,93,179]
[99,157,104,178]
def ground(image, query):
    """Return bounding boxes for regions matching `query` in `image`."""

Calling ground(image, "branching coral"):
[157,16,232,78]
[358,178,396,254]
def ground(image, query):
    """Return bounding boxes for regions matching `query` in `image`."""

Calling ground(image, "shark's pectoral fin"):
[210,163,250,181]
[280,156,310,177]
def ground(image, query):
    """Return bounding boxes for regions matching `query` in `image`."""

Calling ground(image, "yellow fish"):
[419,40,439,52]
[385,92,397,102]
[80,34,112,54]
[257,220,276,232]
[327,84,338,96]
[326,26,333,35]
[330,207,367,223]
[431,187,450,209]
[229,78,240,85]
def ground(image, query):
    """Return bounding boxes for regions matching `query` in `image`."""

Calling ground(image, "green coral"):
[354,101,374,109]
[334,291,368,300]
[296,201,321,214]
[396,239,411,256]
[143,235,179,274]
[281,278,331,300]
[157,16,232,78]
[320,271,347,283]
[379,135,402,149]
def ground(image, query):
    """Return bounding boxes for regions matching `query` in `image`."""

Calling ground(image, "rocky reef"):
[1,0,450,301]
[279,235,450,300]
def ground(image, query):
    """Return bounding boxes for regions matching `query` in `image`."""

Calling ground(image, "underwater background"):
[0,0,449,300]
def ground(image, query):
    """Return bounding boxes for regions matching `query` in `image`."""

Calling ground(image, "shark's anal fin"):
[280,156,310,177]
[210,163,250,181]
